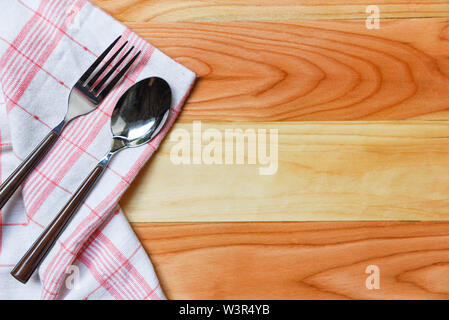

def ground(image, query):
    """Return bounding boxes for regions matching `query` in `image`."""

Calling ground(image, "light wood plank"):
[122,121,449,222]
[115,19,449,121]
[133,221,449,299]
[92,0,449,22]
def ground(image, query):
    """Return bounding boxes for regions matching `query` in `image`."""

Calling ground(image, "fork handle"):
[11,162,106,283]
[0,128,61,210]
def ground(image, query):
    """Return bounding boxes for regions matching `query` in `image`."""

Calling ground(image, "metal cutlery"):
[0,36,140,210]
[11,77,172,283]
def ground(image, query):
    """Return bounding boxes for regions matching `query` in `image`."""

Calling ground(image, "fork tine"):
[93,45,137,93]
[78,36,121,83]
[92,46,134,93]
[87,41,128,88]
[97,51,141,100]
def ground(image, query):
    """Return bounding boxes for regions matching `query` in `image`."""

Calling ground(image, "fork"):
[0,36,141,210]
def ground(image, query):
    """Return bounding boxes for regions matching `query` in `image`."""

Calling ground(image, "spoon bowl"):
[111,77,171,147]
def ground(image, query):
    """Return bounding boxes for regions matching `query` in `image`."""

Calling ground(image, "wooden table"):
[92,0,449,299]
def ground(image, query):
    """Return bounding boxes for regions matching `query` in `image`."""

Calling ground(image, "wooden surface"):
[133,221,449,299]
[125,19,449,121]
[91,0,449,299]
[93,0,449,22]
[124,121,449,222]
[118,17,449,220]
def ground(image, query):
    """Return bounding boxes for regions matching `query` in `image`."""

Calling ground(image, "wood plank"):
[117,19,449,121]
[133,221,449,299]
[122,121,449,222]
[91,0,449,22]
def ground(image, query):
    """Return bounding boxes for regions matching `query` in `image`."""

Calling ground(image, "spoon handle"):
[11,162,107,284]
[0,123,63,210]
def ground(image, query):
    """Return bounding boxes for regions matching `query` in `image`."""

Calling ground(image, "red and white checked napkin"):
[0,0,195,299]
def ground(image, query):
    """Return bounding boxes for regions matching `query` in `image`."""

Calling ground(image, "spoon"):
[11,77,172,283]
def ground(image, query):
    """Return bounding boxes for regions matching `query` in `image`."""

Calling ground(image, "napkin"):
[0,0,196,299]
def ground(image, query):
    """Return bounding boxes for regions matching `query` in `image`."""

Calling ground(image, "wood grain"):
[133,221,449,299]
[91,0,449,299]
[123,19,449,121]
[91,0,449,22]
[123,121,449,222]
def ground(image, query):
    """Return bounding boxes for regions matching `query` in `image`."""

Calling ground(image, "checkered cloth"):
[0,0,195,299]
